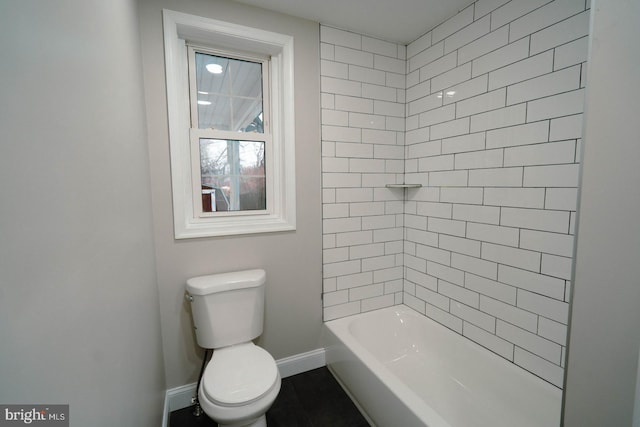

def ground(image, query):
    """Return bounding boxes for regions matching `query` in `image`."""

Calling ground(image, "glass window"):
[188,47,270,217]
[199,139,266,212]
[193,53,264,132]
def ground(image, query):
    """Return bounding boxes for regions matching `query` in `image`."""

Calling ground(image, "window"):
[163,10,296,238]
[189,49,268,215]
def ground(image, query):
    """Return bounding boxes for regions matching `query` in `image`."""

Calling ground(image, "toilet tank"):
[186,269,266,349]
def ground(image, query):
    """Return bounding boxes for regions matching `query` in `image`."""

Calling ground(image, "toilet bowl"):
[198,343,281,427]
[185,269,281,426]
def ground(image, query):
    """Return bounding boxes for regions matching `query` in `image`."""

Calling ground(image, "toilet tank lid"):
[186,269,266,295]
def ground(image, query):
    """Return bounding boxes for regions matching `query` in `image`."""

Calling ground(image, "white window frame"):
[162,9,296,239]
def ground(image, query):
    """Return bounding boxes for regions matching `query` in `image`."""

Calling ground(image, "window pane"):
[231,61,262,98]
[197,95,231,131]
[199,139,266,212]
[195,52,263,133]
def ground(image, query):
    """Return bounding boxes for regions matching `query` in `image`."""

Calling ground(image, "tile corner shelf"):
[385,184,422,188]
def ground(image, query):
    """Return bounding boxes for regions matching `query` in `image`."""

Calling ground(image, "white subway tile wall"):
[321,0,589,389]
[321,27,407,322]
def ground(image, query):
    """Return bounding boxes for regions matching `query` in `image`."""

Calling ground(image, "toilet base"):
[197,344,281,427]
[218,414,266,427]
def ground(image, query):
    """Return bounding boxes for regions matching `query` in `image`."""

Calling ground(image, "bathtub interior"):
[325,305,562,427]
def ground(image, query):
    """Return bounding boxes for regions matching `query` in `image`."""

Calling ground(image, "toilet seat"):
[202,342,279,407]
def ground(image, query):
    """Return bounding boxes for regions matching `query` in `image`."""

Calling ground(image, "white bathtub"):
[323,305,562,427]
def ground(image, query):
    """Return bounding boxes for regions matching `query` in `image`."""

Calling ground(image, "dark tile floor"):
[169,366,370,427]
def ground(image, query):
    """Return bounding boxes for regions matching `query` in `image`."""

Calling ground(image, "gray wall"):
[0,0,165,425]
[563,0,640,425]
[137,0,323,388]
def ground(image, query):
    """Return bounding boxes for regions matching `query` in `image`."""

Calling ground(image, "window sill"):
[175,214,296,239]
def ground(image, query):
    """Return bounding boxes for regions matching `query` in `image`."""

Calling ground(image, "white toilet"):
[185,269,281,427]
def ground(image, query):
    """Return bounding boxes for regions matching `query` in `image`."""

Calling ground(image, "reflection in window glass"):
[199,139,266,212]
[195,52,263,132]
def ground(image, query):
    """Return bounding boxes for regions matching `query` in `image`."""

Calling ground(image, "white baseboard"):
[161,347,326,427]
[162,383,197,427]
[276,347,326,378]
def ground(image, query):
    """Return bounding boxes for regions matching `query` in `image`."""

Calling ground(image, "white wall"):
[321,0,591,388]
[402,0,589,389]
[320,27,408,320]
[563,0,640,425]
[137,0,323,388]
[0,0,166,425]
